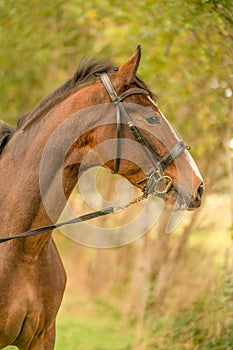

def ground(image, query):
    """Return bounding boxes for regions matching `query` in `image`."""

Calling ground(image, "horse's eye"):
[145,115,159,125]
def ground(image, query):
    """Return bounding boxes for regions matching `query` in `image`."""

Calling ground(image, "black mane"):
[17,57,154,131]
[17,58,118,130]
[0,56,154,155]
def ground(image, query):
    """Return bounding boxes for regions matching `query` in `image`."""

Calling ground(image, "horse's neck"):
[0,113,96,259]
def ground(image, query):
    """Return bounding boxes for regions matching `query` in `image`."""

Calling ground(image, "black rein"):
[0,73,187,243]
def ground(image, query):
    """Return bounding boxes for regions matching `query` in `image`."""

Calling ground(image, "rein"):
[0,194,147,244]
[0,73,187,244]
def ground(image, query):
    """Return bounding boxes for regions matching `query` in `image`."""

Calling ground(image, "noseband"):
[100,73,187,196]
[0,74,188,244]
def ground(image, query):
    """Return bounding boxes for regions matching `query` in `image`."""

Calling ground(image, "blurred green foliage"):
[0,1,232,172]
[1,3,232,348]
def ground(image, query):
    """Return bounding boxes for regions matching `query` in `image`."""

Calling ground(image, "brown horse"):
[0,46,203,349]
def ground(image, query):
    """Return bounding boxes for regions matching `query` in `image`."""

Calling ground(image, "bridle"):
[100,73,187,196]
[0,73,187,244]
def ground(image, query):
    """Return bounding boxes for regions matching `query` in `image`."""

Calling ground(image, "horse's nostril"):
[197,182,204,201]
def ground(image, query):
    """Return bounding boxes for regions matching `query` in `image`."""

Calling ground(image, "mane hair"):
[16,56,154,130]
[0,122,15,155]
[0,56,155,156]
[17,58,118,130]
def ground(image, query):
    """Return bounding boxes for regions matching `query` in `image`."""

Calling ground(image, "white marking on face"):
[148,97,180,142]
[147,96,203,183]
[184,150,203,182]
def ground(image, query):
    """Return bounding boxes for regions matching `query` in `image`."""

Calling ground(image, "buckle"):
[142,174,173,197]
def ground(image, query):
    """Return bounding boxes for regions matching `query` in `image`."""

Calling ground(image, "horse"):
[0,46,203,349]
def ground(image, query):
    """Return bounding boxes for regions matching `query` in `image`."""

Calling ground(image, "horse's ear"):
[118,45,141,84]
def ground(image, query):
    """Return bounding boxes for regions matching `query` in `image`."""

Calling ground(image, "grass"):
[54,193,232,350]
[2,194,233,349]
[144,278,233,350]
[55,297,135,350]
[53,274,233,350]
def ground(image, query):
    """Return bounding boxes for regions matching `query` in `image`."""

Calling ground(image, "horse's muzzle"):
[187,182,204,210]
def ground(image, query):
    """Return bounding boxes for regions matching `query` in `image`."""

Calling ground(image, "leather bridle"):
[0,73,188,243]
[100,73,187,196]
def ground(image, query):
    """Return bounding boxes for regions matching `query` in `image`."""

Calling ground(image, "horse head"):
[80,46,204,211]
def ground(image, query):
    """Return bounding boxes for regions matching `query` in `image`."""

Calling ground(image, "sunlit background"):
[1,1,232,349]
